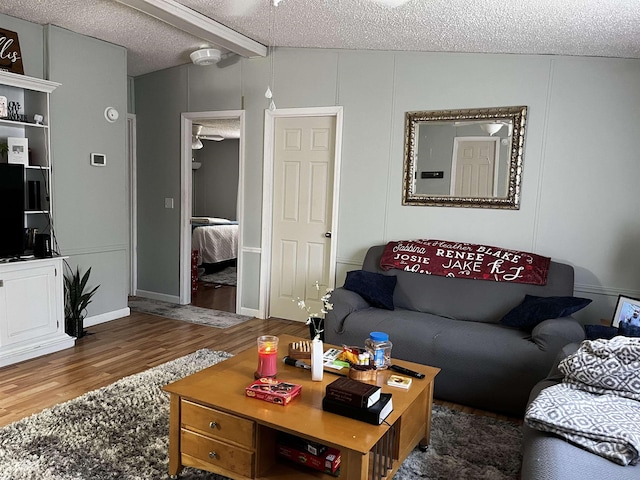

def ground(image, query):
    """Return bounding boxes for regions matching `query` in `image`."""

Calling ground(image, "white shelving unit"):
[0,71,74,366]
[0,70,60,238]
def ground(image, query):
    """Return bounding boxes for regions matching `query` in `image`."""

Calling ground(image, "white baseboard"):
[84,307,130,328]
[239,307,260,318]
[0,334,76,368]
[135,289,181,304]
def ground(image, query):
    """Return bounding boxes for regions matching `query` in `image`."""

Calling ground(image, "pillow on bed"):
[191,217,233,225]
[500,295,592,329]
[344,270,396,310]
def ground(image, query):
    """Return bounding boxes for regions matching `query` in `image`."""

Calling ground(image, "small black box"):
[27,180,41,210]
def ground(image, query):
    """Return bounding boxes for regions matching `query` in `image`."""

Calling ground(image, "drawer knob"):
[209,421,218,429]
[208,451,217,459]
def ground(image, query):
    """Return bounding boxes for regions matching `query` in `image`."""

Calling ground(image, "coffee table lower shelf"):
[171,416,421,480]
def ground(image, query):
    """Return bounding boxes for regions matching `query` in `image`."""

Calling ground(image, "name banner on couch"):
[380,239,550,285]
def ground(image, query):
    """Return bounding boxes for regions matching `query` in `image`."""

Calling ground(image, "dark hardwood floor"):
[0,284,522,427]
[190,281,236,312]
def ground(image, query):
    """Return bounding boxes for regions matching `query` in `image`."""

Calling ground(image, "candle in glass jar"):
[255,335,279,379]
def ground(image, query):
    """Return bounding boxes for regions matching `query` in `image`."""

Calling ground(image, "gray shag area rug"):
[0,350,522,480]
[200,267,236,287]
[128,297,250,328]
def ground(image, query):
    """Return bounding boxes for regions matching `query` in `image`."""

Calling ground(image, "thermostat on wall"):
[91,153,106,166]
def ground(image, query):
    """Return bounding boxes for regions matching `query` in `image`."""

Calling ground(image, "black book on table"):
[322,393,393,425]
[325,376,381,408]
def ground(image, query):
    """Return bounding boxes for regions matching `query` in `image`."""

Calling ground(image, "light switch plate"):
[91,153,106,166]
[164,198,174,209]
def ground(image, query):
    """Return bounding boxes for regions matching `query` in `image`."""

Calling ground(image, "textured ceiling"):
[1,0,639,77]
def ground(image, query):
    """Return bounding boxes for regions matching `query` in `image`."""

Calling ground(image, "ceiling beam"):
[115,0,267,57]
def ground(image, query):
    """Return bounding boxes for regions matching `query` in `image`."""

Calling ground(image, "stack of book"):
[322,377,393,425]
[276,433,341,476]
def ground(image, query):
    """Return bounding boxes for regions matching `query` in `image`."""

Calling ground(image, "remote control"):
[390,364,425,379]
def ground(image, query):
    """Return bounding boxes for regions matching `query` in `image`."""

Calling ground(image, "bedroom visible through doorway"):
[180,112,244,314]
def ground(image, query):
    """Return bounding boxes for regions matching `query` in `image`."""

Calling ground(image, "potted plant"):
[64,266,100,338]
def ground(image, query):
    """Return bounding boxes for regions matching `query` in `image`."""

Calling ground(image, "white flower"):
[293,283,333,338]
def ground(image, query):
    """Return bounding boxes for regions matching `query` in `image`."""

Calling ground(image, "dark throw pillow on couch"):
[344,270,397,310]
[584,324,619,340]
[500,294,592,330]
[619,322,640,338]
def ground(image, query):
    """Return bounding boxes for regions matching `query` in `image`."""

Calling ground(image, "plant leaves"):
[64,266,100,331]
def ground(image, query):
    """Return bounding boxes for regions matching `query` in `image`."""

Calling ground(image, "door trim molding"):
[179,110,245,309]
[260,106,344,319]
[127,114,137,296]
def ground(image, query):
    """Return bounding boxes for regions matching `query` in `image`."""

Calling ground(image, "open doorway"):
[180,111,245,314]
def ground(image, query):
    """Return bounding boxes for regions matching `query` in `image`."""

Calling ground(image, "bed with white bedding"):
[191,217,238,266]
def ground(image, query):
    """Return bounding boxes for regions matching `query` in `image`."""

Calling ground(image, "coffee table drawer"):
[181,429,254,478]
[181,400,255,448]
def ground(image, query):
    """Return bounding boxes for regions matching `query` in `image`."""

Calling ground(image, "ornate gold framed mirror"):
[402,105,527,209]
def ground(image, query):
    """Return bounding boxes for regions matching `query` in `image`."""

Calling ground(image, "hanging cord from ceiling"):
[265,0,281,111]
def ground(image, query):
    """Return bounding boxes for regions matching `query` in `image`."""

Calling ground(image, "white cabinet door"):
[0,262,59,346]
[0,257,73,367]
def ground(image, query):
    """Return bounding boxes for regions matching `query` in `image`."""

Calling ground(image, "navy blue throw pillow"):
[619,322,640,338]
[584,324,619,340]
[500,295,592,329]
[344,270,397,310]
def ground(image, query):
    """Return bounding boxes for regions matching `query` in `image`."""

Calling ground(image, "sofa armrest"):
[530,317,585,351]
[324,287,371,334]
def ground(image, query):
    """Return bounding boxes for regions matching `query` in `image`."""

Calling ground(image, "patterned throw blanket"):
[379,239,550,285]
[525,337,640,466]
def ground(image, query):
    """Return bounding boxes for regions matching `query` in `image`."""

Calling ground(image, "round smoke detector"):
[190,48,222,66]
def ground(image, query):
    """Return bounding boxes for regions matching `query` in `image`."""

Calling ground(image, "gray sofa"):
[521,343,639,479]
[324,245,586,416]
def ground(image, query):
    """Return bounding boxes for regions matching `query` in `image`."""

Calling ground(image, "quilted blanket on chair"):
[525,336,640,466]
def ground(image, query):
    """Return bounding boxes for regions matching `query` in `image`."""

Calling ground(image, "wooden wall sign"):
[0,28,24,75]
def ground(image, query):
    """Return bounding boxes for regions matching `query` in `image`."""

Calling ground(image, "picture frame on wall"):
[611,295,640,328]
[0,28,25,75]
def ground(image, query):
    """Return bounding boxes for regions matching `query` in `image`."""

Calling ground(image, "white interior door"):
[451,138,499,197]
[269,116,336,321]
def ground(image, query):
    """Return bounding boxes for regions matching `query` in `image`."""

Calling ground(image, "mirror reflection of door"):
[450,137,500,197]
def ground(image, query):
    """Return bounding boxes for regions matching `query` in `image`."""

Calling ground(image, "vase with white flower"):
[294,281,333,342]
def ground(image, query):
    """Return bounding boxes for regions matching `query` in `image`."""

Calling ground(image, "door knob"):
[324,232,332,238]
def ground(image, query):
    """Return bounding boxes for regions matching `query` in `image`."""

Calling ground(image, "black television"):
[0,163,25,259]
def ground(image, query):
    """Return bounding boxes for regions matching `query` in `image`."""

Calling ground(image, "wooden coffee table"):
[163,334,439,479]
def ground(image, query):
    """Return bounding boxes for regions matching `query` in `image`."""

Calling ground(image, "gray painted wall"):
[134,67,187,298]
[46,25,129,319]
[135,48,640,324]
[193,139,239,220]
